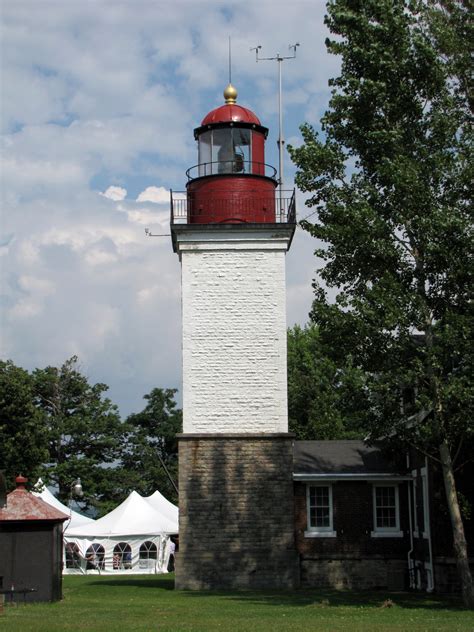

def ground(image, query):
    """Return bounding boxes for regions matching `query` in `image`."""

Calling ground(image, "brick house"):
[293,440,473,593]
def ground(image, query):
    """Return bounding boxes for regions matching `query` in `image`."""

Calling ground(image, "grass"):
[1,575,472,632]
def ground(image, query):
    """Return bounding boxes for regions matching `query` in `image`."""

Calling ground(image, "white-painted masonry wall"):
[176,227,293,433]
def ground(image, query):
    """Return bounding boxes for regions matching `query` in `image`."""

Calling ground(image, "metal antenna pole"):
[278,55,283,215]
[229,36,232,84]
[251,43,299,220]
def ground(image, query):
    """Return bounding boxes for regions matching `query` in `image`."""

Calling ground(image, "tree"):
[33,356,125,513]
[289,0,473,606]
[287,324,369,439]
[122,388,182,505]
[0,360,49,490]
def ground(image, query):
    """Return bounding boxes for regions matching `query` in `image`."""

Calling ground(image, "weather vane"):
[250,43,300,210]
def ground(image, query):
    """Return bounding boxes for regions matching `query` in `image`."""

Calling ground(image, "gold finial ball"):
[224,83,237,104]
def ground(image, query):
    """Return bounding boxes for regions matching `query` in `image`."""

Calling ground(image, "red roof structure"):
[201,103,261,126]
[0,476,68,522]
[200,83,261,126]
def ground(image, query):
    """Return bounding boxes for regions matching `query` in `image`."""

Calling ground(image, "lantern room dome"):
[201,103,261,126]
[200,83,261,126]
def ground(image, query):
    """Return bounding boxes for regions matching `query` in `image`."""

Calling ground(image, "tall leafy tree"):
[0,360,48,490]
[289,0,473,605]
[122,388,182,504]
[287,324,369,439]
[33,356,125,512]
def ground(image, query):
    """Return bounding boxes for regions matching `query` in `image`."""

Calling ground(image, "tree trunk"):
[439,440,474,608]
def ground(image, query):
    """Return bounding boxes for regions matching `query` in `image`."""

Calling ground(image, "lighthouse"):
[171,84,297,590]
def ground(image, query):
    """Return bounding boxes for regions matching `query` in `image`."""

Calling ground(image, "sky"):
[1,0,340,418]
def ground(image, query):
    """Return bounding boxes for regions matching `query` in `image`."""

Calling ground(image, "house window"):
[371,484,403,537]
[305,484,336,537]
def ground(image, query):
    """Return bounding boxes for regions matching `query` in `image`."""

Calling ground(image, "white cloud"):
[18,275,55,296]
[1,0,333,416]
[84,248,118,267]
[136,186,170,204]
[126,210,165,226]
[100,185,127,201]
[9,298,43,320]
[2,157,87,188]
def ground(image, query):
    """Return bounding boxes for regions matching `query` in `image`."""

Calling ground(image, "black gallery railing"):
[170,189,296,225]
[186,161,277,180]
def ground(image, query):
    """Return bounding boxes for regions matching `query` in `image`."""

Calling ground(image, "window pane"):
[232,128,250,173]
[65,543,80,569]
[139,541,157,560]
[113,542,132,569]
[316,508,330,527]
[316,488,329,503]
[377,507,396,528]
[375,486,397,529]
[309,486,331,529]
[198,131,211,176]
[212,129,234,173]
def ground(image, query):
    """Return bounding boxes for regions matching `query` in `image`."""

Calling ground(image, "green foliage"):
[32,356,125,511]
[0,360,49,490]
[287,324,369,439]
[288,0,473,604]
[122,388,182,505]
[0,357,182,513]
[288,0,473,454]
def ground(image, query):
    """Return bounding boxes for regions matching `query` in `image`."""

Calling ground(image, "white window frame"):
[371,484,403,538]
[305,483,336,538]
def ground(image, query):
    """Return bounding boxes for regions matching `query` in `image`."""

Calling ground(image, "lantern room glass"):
[198,128,252,176]
[198,131,211,176]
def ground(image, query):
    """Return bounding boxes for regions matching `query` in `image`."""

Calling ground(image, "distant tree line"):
[0,335,371,516]
[0,356,181,516]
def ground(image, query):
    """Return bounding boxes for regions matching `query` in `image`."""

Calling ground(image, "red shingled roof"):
[0,476,68,522]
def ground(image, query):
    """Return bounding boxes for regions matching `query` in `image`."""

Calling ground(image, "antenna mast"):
[251,43,299,217]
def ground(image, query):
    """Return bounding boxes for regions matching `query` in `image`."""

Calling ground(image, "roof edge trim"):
[293,473,413,481]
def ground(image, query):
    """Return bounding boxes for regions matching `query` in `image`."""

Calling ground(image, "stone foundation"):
[301,557,407,591]
[175,433,298,590]
[434,557,474,594]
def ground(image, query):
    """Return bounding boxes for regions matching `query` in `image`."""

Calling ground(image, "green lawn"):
[1,575,472,632]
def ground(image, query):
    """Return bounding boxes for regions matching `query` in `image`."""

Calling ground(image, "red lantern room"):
[178,84,283,224]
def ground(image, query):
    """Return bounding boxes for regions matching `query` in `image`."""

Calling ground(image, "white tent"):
[144,490,179,523]
[64,491,178,575]
[33,479,94,531]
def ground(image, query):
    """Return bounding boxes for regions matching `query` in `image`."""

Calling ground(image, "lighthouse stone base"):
[175,433,298,590]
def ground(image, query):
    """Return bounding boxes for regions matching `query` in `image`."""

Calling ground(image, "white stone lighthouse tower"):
[171,84,297,590]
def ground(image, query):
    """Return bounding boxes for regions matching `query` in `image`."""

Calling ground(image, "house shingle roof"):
[293,440,404,476]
